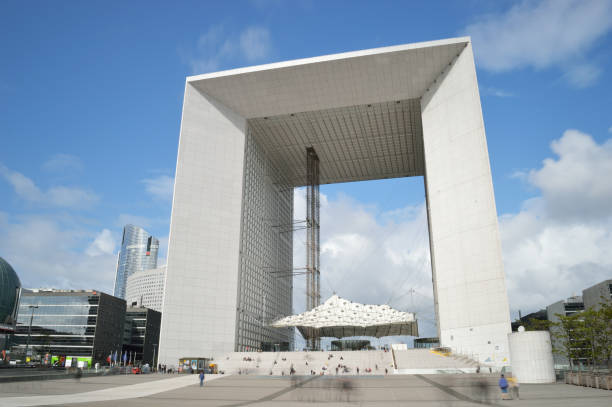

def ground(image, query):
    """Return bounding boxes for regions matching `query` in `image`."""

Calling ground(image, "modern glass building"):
[12,289,125,367]
[114,225,159,299]
[122,306,161,366]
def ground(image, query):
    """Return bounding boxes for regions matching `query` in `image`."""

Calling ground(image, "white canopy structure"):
[271,295,419,339]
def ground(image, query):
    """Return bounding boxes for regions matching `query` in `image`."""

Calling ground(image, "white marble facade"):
[158,37,512,367]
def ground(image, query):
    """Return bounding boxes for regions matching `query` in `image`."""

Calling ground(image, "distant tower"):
[113,225,159,299]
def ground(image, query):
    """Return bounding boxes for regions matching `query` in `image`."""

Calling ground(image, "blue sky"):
[1,0,612,335]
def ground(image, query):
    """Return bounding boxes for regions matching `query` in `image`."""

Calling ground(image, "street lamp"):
[24,305,39,364]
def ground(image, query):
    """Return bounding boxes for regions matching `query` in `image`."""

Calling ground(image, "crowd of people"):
[157,364,174,373]
[227,350,399,377]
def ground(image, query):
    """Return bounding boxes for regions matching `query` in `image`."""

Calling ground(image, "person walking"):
[498,374,510,400]
[508,376,520,400]
[199,370,205,387]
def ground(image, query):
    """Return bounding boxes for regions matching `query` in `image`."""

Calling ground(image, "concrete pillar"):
[421,43,511,366]
[158,83,247,366]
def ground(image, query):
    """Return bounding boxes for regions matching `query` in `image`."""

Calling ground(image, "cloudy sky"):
[1,1,611,341]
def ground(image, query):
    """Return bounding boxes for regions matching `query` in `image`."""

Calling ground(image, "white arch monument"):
[159,37,511,367]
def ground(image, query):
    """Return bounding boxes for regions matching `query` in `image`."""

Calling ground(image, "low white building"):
[126,266,166,312]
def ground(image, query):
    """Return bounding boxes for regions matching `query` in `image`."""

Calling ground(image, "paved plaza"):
[2,373,611,406]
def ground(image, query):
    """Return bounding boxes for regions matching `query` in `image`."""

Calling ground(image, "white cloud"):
[292,189,437,344]
[240,26,271,61]
[142,175,174,201]
[509,169,529,181]
[188,25,272,74]
[0,164,98,208]
[0,215,117,293]
[291,128,612,344]
[45,186,99,208]
[42,154,83,173]
[527,129,612,220]
[501,129,612,316]
[562,63,602,88]
[484,87,515,98]
[86,229,116,256]
[0,164,43,201]
[465,0,612,87]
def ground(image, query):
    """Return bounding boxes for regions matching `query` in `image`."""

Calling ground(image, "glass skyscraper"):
[114,225,159,299]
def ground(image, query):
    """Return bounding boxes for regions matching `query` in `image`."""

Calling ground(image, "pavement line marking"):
[415,374,502,406]
[2,374,226,407]
[222,375,321,407]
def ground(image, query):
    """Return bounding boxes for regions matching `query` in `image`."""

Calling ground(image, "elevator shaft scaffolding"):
[305,147,321,350]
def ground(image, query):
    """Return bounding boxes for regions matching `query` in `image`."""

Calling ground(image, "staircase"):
[392,349,481,374]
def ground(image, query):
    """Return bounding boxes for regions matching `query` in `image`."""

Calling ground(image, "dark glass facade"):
[0,257,21,358]
[0,257,21,333]
[330,340,370,351]
[414,337,440,349]
[13,290,125,366]
[122,306,161,366]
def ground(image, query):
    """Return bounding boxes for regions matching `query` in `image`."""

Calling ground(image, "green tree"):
[596,300,612,370]
[549,300,612,371]
[579,308,605,370]
[551,313,587,370]
[523,318,551,332]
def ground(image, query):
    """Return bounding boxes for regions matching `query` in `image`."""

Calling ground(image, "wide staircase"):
[215,350,394,376]
[393,348,481,373]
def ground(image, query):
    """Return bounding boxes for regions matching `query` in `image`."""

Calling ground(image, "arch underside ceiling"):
[248,99,425,186]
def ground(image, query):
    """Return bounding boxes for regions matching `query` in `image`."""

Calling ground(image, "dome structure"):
[0,257,21,332]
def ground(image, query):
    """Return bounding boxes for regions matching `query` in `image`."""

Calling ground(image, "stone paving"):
[1,372,167,396]
[2,373,611,406]
[1,373,221,407]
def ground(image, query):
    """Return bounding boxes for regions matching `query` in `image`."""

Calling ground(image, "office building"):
[122,306,161,366]
[125,266,166,312]
[583,279,612,311]
[159,37,512,366]
[12,289,125,367]
[546,295,584,321]
[546,296,585,367]
[114,225,159,299]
